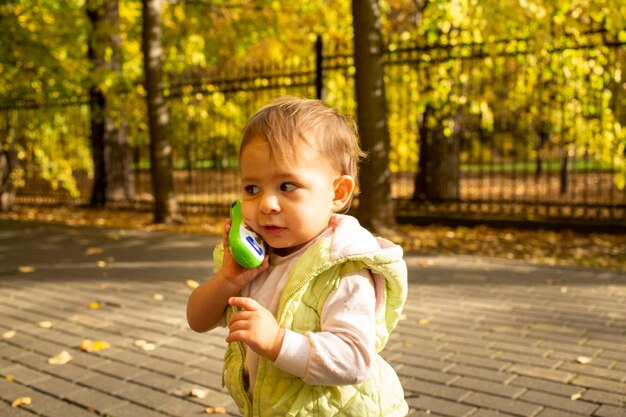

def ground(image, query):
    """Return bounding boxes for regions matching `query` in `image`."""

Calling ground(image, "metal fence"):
[4,32,626,226]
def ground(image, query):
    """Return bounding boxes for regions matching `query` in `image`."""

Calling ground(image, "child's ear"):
[332,175,356,211]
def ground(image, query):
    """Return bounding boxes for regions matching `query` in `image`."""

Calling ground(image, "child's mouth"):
[262,225,284,235]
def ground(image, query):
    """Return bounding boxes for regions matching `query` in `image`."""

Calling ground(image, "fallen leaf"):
[418,259,434,267]
[2,330,16,339]
[204,407,227,414]
[48,350,73,365]
[576,356,592,364]
[11,397,32,408]
[18,265,35,273]
[38,321,53,329]
[97,260,107,268]
[85,247,104,255]
[153,293,165,301]
[6,375,14,382]
[88,301,102,310]
[134,340,156,351]
[80,339,111,352]
[570,392,582,401]
[106,232,121,240]
[186,279,200,289]
[189,388,208,398]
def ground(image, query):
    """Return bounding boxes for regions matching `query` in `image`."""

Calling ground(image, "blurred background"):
[1,0,625,231]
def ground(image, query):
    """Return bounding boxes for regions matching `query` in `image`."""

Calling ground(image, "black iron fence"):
[3,32,625,226]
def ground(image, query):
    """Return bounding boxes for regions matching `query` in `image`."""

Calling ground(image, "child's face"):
[239,137,340,256]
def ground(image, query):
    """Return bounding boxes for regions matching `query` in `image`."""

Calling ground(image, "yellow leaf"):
[189,388,208,398]
[38,321,53,329]
[134,340,156,351]
[6,375,14,382]
[85,247,104,255]
[204,407,227,414]
[97,260,107,268]
[418,259,433,267]
[106,232,121,240]
[80,339,111,352]
[153,293,165,301]
[2,330,16,339]
[88,301,102,310]
[186,279,200,289]
[576,356,592,364]
[18,266,35,273]
[570,392,582,401]
[48,350,73,365]
[11,397,32,407]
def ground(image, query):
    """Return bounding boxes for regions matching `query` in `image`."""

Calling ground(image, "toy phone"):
[228,200,265,268]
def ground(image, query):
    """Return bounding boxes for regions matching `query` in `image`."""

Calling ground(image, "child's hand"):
[220,219,268,290]
[226,297,285,362]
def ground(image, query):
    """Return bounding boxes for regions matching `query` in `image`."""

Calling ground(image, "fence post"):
[315,35,324,100]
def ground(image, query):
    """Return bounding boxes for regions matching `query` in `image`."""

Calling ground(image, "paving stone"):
[593,404,626,417]
[0,401,36,417]
[509,376,582,397]
[0,378,31,401]
[534,407,584,417]
[571,375,626,395]
[462,392,543,416]
[30,377,88,400]
[37,401,100,417]
[520,390,599,415]
[450,376,526,399]
[408,394,476,417]
[581,389,626,407]
[403,378,470,401]
[104,402,168,417]
[63,383,128,414]
[469,410,515,417]
[507,364,576,384]
[559,362,626,382]
[448,364,514,384]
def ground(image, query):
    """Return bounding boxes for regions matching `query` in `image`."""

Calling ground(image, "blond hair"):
[240,96,366,179]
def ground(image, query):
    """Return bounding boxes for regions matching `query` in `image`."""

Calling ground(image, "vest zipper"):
[236,340,253,416]
[275,271,318,323]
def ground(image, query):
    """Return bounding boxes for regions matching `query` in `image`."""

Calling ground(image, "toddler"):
[187,96,408,416]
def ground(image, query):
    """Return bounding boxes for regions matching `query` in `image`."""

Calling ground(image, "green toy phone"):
[228,200,265,268]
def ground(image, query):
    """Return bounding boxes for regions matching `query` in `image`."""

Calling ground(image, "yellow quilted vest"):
[220,215,409,417]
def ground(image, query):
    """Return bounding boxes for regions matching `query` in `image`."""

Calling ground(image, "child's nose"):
[259,194,280,214]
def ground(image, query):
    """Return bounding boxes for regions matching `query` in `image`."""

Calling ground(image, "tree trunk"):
[0,147,15,212]
[87,0,133,207]
[414,105,460,201]
[142,0,183,224]
[352,0,396,233]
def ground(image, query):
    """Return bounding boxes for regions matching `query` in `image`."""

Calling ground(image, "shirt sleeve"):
[273,269,376,386]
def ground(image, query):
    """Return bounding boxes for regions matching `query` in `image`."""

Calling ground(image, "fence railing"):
[3,32,625,226]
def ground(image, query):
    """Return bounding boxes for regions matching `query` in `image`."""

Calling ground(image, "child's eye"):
[244,185,261,195]
[280,182,298,192]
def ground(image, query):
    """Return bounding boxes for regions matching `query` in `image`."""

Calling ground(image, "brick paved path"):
[0,219,625,417]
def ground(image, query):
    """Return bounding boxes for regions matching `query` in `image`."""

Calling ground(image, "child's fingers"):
[227,309,253,327]
[222,219,232,248]
[228,296,259,311]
